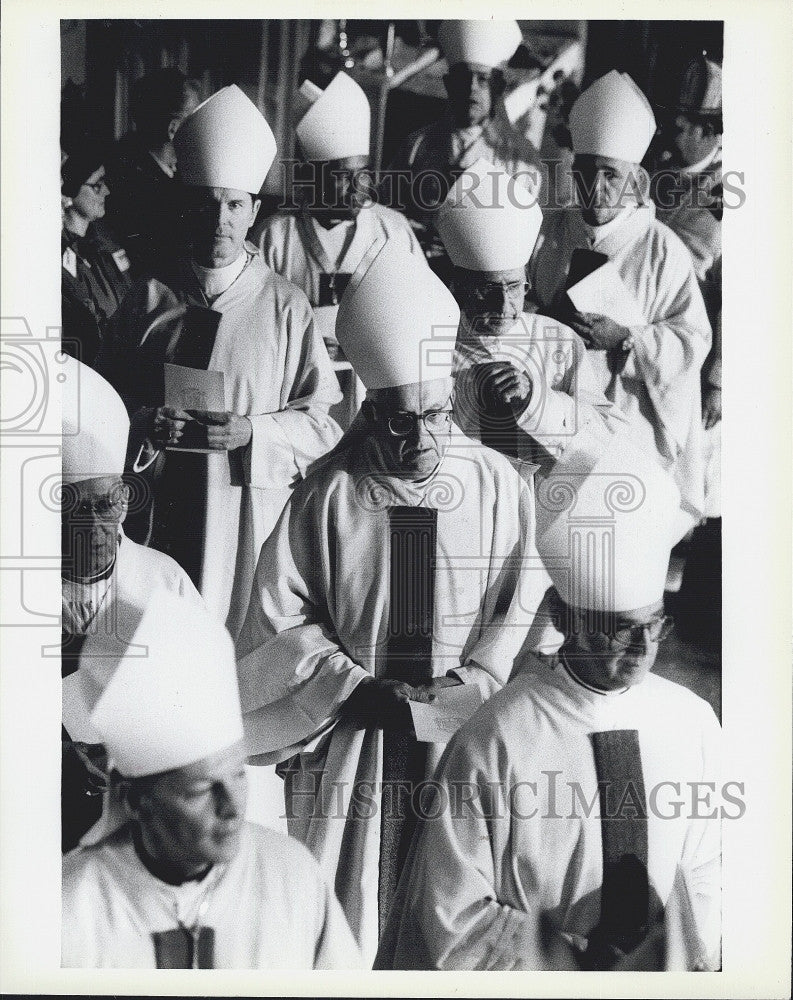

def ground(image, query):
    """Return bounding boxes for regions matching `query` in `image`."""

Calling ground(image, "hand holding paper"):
[567,260,647,329]
[568,311,631,351]
[409,684,484,744]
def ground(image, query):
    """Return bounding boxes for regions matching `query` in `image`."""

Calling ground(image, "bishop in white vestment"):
[377,437,721,971]
[99,86,342,639]
[527,71,712,526]
[236,245,545,963]
[63,595,361,969]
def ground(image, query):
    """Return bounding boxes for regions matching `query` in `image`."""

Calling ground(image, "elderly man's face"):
[444,63,496,129]
[573,154,642,227]
[454,266,528,336]
[367,377,454,479]
[564,599,670,691]
[130,741,248,877]
[61,475,127,579]
[185,187,260,267]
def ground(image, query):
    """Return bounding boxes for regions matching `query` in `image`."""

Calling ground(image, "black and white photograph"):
[0,2,790,996]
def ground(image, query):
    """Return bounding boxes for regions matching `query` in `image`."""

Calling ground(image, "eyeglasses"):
[608,614,674,650]
[61,484,129,519]
[381,409,453,438]
[82,178,107,193]
[469,280,529,302]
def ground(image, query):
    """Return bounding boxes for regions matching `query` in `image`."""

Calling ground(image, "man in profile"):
[62,594,361,969]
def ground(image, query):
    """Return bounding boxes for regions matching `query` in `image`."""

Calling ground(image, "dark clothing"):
[105,137,187,277]
[61,223,132,367]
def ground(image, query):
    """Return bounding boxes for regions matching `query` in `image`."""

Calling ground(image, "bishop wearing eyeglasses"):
[234,242,546,963]
[438,158,626,473]
[376,434,721,971]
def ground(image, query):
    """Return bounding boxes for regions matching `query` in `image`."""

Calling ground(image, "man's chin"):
[399,453,440,478]
[616,657,652,686]
[472,316,518,337]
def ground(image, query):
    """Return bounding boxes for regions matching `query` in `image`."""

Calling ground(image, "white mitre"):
[174,84,277,193]
[569,70,657,164]
[62,354,129,484]
[88,593,243,778]
[438,20,522,69]
[336,242,459,390]
[437,157,542,271]
[295,71,371,161]
[535,434,683,612]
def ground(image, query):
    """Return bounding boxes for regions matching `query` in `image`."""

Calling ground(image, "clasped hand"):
[149,407,252,451]
[342,676,461,731]
[474,361,533,414]
[567,311,630,351]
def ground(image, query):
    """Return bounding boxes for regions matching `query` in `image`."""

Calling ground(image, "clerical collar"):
[582,203,638,246]
[62,530,121,585]
[558,652,629,697]
[191,251,248,299]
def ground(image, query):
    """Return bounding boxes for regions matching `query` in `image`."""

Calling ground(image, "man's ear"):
[167,118,181,142]
[250,198,262,226]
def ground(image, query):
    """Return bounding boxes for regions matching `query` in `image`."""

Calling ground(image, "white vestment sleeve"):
[515,332,627,460]
[377,738,545,970]
[450,479,543,698]
[676,702,722,969]
[235,493,368,757]
[622,247,711,453]
[311,867,366,969]
[243,309,342,489]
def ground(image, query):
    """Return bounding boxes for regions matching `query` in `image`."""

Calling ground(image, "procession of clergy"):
[61,21,722,972]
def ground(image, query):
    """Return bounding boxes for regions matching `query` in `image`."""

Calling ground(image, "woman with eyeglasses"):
[61,142,133,365]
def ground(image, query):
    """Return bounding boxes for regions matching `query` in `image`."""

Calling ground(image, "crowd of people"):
[61,20,722,972]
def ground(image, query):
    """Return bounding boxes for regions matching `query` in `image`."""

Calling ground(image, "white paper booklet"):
[409,684,484,744]
[567,260,647,327]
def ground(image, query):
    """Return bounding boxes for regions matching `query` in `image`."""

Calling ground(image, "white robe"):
[256,205,421,345]
[452,312,629,473]
[392,109,543,214]
[61,528,201,641]
[62,821,362,968]
[528,203,712,525]
[377,658,721,970]
[105,248,343,640]
[235,434,546,962]
[658,182,722,520]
